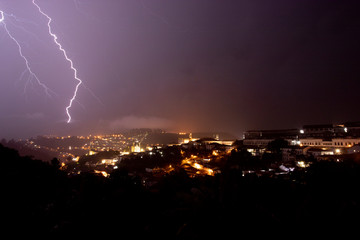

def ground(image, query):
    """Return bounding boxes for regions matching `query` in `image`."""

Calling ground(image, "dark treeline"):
[1,138,56,162]
[1,143,360,238]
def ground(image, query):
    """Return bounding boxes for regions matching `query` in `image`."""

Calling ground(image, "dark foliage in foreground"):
[1,143,360,238]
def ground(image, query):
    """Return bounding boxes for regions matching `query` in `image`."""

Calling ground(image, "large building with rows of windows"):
[243,122,360,148]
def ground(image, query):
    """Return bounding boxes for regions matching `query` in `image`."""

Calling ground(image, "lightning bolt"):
[32,0,82,123]
[0,10,53,97]
[0,10,3,23]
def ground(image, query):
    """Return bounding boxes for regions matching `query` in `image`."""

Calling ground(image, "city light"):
[21,120,360,181]
[297,161,307,168]
[193,163,202,170]
[94,170,109,177]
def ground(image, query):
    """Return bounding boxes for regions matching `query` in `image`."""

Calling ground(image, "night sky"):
[1,0,360,139]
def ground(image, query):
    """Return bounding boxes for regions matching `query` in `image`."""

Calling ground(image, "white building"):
[299,138,360,148]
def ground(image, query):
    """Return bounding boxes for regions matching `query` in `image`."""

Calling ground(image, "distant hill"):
[192,132,237,140]
[141,132,237,146]
[142,133,179,145]
[0,139,57,162]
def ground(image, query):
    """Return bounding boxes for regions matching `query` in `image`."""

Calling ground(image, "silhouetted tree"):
[267,138,289,154]
[51,157,60,169]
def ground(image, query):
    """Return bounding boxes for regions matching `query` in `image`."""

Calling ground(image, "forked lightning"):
[0,9,53,97]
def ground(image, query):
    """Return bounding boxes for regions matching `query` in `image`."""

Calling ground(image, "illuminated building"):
[243,129,299,147]
[299,138,360,148]
[131,141,142,153]
[89,150,98,155]
[178,133,199,144]
[100,158,118,165]
[243,121,360,149]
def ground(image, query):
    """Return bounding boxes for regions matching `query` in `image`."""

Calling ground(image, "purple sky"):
[1,0,360,139]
